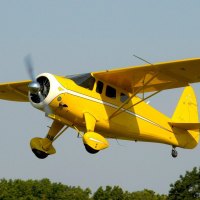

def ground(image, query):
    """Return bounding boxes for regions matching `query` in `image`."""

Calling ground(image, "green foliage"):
[1,167,200,199]
[0,178,167,200]
[93,186,124,200]
[168,167,200,200]
[93,186,167,200]
[0,178,91,200]
[124,189,167,200]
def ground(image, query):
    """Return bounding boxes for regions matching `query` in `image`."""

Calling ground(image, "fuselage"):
[30,73,199,149]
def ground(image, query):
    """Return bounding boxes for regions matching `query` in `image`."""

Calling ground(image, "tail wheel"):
[84,144,99,154]
[171,148,178,158]
[32,149,49,159]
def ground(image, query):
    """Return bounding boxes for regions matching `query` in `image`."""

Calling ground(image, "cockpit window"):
[106,85,116,98]
[96,81,104,94]
[120,93,129,102]
[67,73,95,90]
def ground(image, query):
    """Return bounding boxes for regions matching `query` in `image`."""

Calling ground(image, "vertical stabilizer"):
[172,86,198,124]
[170,86,200,149]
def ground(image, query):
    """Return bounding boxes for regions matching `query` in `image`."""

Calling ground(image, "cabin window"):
[96,81,104,94]
[120,93,129,102]
[106,85,116,98]
[68,73,95,90]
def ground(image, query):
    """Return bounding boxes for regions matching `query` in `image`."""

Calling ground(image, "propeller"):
[25,55,41,94]
[25,55,52,116]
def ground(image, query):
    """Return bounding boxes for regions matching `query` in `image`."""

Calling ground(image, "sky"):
[0,0,200,195]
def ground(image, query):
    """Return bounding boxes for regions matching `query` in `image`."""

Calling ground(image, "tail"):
[170,86,200,130]
[169,86,200,148]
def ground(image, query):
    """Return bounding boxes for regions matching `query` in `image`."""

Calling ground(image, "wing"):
[0,80,31,102]
[93,58,200,93]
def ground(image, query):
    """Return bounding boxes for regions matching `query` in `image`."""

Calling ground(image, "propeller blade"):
[24,54,35,81]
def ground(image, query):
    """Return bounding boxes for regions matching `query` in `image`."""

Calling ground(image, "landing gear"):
[32,149,49,159]
[171,147,178,158]
[82,113,109,154]
[84,144,99,154]
[30,137,56,159]
[30,120,69,159]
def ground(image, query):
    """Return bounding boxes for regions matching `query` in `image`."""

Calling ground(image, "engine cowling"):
[28,73,66,112]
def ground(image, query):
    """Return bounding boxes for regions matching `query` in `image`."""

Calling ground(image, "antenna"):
[133,54,153,65]
[115,139,125,147]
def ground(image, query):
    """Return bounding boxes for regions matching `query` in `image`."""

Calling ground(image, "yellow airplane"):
[1,57,200,159]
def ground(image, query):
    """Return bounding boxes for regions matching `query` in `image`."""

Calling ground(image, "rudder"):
[170,86,200,149]
[172,86,199,124]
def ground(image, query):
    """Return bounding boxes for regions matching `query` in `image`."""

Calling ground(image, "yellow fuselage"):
[49,75,199,149]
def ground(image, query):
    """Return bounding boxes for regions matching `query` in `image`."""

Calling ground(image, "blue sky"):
[0,1,200,194]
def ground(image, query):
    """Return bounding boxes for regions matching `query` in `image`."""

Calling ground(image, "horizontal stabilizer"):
[169,122,200,130]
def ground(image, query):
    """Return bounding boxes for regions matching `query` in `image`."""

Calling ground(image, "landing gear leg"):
[82,113,109,154]
[45,120,65,143]
[171,147,178,158]
[83,113,98,154]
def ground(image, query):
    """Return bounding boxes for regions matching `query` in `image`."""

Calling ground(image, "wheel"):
[84,144,99,154]
[171,148,178,158]
[32,148,49,159]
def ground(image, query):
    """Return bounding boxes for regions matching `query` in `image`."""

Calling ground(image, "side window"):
[106,85,116,99]
[120,93,129,102]
[96,81,104,94]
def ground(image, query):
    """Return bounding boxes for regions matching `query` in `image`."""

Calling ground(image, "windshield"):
[67,73,95,90]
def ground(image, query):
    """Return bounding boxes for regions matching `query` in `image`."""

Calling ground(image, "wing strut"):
[109,90,162,120]
[109,72,159,120]
[109,81,175,120]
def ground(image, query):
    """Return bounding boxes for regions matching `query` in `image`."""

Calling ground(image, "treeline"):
[0,167,199,200]
[0,178,166,200]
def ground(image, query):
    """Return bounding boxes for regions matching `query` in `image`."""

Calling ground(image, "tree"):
[0,178,168,199]
[93,186,124,200]
[124,189,167,200]
[168,167,200,200]
[0,178,91,200]
[93,186,166,200]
